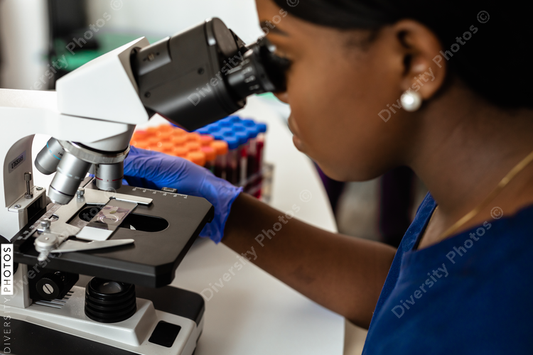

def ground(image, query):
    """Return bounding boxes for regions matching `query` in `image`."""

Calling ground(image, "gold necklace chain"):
[434,149,533,240]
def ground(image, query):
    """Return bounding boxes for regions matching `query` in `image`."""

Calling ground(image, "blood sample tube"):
[171,135,187,147]
[146,137,160,151]
[187,133,202,143]
[243,123,260,181]
[187,151,206,166]
[158,124,174,133]
[228,115,241,123]
[256,123,267,170]
[160,142,175,154]
[222,129,250,186]
[219,117,233,128]
[171,128,187,138]
[202,146,216,172]
[211,140,228,180]
[132,130,149,142]
[172,146,188,158]
[159,131,172,143]
[255,123,268,198]
[134,141,150,150]
[214,131,239,184]
[200,135,214,147]
[225,137,240,185]
[185,141,201,152]
[207,123,221,134]
[220,130,238,182]
[234,130,250,186]
[146,126,159,137]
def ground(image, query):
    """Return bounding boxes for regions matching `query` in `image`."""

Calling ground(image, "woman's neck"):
[408,83,533,246]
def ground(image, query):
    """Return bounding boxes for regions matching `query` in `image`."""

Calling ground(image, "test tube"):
[202,146,216,172]
[146,126,159,137]
[132,130,149,142]
[187,133,202,143]
[256,123,267,168]
[130,130,149,150]
[211,140,229,180]
[214,131,239,183]
[171,134,187,147]
[187,151,206,167]
[255,123,268,198]
[146,136,160,151]
[207,123,221,134]
[225,137,240,185]
[171,128,187,138]
[219,117,233,128]
[185,141,201,152]
[195,127,210,135]
[228,115,242,124]
[158,124,174,133]
[220,130,242,185]
[234,130,250,186]
[200,135,214,147]
[135,141,150,150]
[172,146,188,158]
[159,131,172,143]
[242,121,260,184]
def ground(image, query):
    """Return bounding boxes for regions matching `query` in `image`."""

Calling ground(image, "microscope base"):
[5,285,205,355]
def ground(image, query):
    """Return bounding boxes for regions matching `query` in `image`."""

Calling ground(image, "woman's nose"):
[274,91,289,104]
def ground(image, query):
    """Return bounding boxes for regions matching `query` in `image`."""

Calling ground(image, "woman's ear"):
[392,20,446,100]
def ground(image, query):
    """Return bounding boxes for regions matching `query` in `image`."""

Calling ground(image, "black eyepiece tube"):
[131,18,288,131]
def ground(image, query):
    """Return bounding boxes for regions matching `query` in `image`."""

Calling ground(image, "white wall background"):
[87,0,263,43]
[0,0,262,89]
[0,0,49,89]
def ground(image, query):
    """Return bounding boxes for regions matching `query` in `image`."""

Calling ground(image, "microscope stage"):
[13,182,214,287]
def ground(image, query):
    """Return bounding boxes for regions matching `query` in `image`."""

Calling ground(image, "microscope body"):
[0,38,208,355]
[1,17,288,354]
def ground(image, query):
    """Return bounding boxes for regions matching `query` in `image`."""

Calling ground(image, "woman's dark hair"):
[272,0,531,110]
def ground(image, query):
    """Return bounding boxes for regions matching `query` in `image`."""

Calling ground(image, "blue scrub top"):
[363,193,533,354]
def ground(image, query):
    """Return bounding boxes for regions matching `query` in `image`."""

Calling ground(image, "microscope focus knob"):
[85,278,137,323]
[31,271,79,302]
[35,273,63,300]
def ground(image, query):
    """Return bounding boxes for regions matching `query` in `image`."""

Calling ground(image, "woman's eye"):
[272,52,293,72]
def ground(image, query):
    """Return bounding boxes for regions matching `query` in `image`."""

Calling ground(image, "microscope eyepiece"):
[226,37,290,100]
[132,18,288,131]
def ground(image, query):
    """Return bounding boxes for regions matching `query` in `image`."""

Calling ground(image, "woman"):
[124,0,533,353]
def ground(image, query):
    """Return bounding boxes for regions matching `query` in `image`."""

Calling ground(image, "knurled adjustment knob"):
[35,273,63,301]
[85,278,137,323]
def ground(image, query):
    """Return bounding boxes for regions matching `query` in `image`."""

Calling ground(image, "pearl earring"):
[400,90,422,112]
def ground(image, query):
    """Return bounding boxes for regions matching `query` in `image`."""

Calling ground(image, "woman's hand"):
[123,146,242,243]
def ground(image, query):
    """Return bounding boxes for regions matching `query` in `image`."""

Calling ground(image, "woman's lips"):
[292,135,303,151]
[288,115,304,150]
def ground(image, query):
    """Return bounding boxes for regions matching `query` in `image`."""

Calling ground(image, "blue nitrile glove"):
[123,146,242,243]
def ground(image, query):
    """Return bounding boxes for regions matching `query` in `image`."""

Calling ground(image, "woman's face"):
[256,0,420,181]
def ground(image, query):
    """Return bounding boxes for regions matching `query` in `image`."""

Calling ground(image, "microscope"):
[0,18,287,355]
